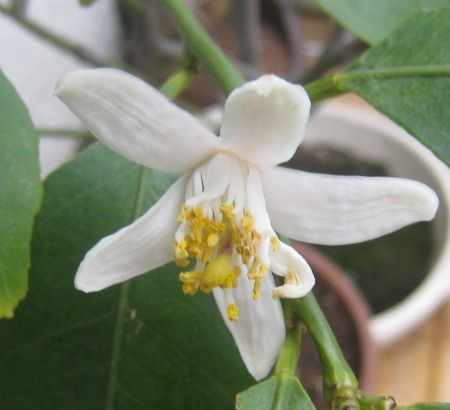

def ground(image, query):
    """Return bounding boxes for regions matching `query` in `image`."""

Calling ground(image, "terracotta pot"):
[292,242,378,406]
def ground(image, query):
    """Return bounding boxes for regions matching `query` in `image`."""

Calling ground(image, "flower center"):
[173,152,281,321]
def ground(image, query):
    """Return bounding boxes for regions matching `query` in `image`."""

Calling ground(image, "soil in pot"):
[287,146,434,314]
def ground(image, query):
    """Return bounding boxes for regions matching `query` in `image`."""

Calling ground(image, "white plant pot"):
[304,103,450,347]
[0,1,120,177]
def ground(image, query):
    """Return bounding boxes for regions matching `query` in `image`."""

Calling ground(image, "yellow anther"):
[179,271,200,283]
[247,257,261,279]
[253,278,262,301]
[179,271,201,295]
[177,205,189,222]
[202,255,232,288]
[174,240,189,261]
[227,304,239,321]
[199,283,213,293]
[201,246,214,263]
[182,283,198,295]
[209,220,226,233]
[207,232,219,247]
[220,203,236,220]
[272,288,282,299]
[259,264,270,278]
[242,214,254,231]
[192,207,204,220]
[231,223,241,243]
[285,269,300,286]
[271,235,281,251]
[224,267,241,288]
[189,243,202,258]
[175,258,189,267]
[249,257,267,275]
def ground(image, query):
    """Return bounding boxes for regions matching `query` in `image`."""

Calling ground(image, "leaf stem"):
[305,64,450,103]
[289,294,359,407]
[37,128,93,140]
[358,395,396,410]
[274,322,302,376]
[160,53,198,99]
[106,166,150,409]
[346,65,450,79]
[305,75,345,103]
[159,0,245,93]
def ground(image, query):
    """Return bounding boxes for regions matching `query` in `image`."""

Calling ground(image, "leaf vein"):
[0,310,114,368]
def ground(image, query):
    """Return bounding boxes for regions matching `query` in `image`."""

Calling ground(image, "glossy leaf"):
[313,0,450,44]
[345,9,450,166]
[0,69,42,318]
[396,405,450,410]
[0,144,252,409]
[236,375,315,410]
[307,9,450,167]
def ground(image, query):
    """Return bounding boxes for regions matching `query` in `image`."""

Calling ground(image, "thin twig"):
[9,0,28,16]
[300,26,367,83]
[272,0,306,80]
[233,0,263,67]
[37,128,93,140]
[0,4,105,67]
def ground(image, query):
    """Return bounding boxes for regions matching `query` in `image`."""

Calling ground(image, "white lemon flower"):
[56,69,438,380]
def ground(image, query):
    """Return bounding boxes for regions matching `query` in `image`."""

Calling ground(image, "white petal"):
[246,165,272,232]
[75,176,187,292]
[263,167,439,245]
[213,274,285,381]
[219,75,311,168]
[185,152,234,208]
[56,68,219,172]
[271,242,315,298]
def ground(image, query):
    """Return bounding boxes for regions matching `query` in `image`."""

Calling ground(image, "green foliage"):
[344,9,450,167]
[313,0,450,44]
[0,70,42,318]
[396,404,450,410]
[79,0,97,6]
[0,144,252,408]
[307,9,450,167]
[236,375,315,410]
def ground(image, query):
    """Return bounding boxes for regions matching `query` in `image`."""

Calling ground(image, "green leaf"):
[307,9,450,167]
[0,144,252,408]
[396,404,450,410]
[0,69,42,318]
[345,9,450,166]
[313,0,450,44]
[236,374,315,410]
[79,0,96,6]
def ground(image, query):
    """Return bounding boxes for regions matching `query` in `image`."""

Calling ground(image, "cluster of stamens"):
[174,202,280,321]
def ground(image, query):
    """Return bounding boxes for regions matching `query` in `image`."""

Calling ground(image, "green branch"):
[290,295,398,409]
[160,53,198,99]
[305,75,345,104]
[289,294,358,407]
[275,323,302,377]
[159,0,245,94]
[345,65,450,79]
[305,65,450,103]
